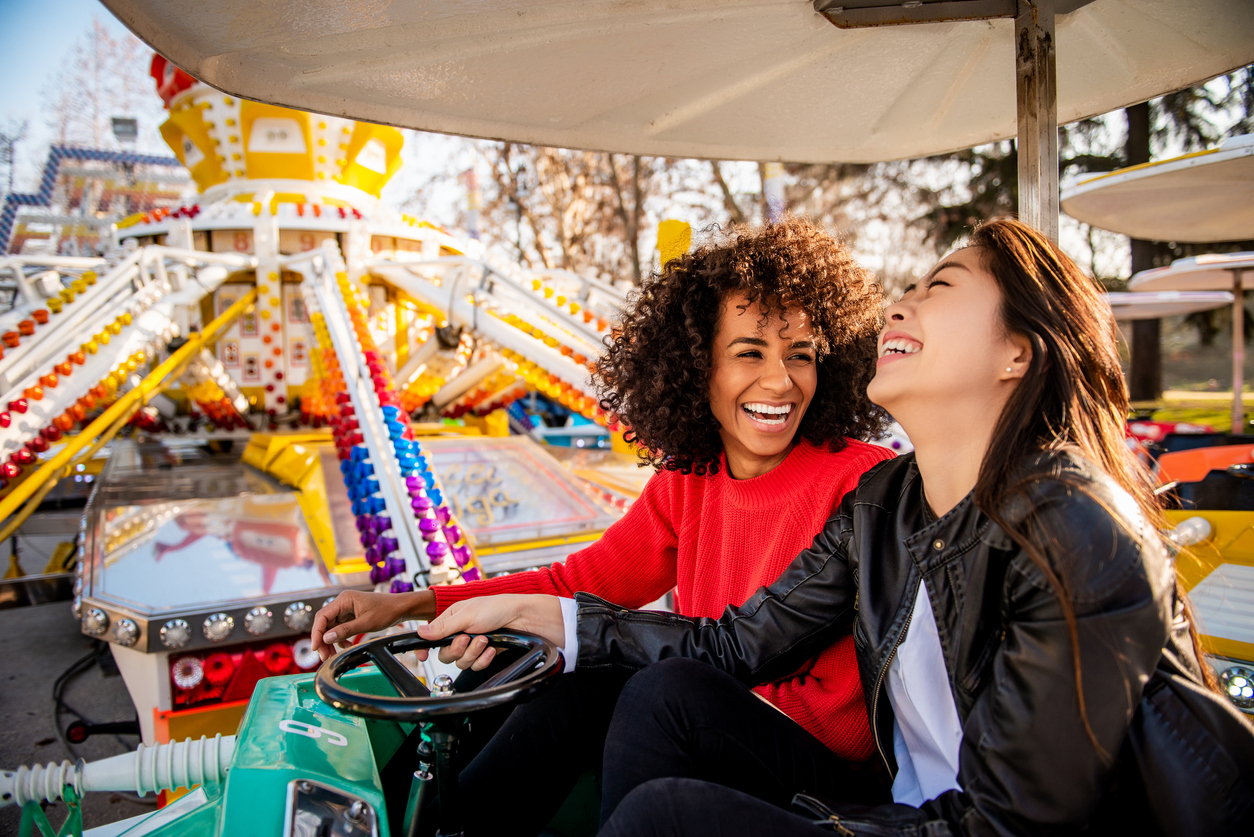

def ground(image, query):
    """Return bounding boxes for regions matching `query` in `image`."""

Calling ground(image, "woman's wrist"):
[404,589,437,622]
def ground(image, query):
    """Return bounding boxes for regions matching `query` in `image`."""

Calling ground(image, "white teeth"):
[881,339,922,356]
[742,403,791,425]
[743,403,791,415]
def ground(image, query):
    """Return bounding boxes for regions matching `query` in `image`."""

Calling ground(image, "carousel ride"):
[0,54,632,775]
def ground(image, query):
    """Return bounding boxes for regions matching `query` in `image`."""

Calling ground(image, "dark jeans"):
[600,658,889,828]
[456,666,633,836]
[601,778,846,837]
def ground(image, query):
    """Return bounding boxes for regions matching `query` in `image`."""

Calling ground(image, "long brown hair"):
[967,218,1215,756]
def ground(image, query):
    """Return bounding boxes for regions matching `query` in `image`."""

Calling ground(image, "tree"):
[0,120,28,195]
[42,16,166,152]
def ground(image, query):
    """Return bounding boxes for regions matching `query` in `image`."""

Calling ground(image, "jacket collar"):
[898,461,996,574]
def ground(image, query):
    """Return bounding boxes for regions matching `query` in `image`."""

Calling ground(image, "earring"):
[1006,367,1013,373]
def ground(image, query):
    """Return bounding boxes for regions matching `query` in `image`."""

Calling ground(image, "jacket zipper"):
[869,607,913,776]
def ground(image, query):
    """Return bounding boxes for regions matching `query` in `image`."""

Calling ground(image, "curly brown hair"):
[597,217,888,475]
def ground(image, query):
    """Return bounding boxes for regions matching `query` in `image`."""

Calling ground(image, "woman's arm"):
[417,502,860,679]
[431,470,680,614]
[573,508,858,685]
[311,471,679,658]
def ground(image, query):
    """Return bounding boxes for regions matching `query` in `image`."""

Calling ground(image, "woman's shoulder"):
[1000,450,1170,610]
[1008,449,1145,528]
[801,437,898,474]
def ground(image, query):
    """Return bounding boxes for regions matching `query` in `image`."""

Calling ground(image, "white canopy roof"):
[1062,135,1254,243]
[1129,252,1254,292]
[1103,290,1234,321]
[99,0,1254,163]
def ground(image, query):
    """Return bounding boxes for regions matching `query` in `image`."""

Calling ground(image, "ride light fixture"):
[82,608,109,637]
[244,607,273,636]
[112,618,140,647]
[284,602,313,631]
[203,612,235,643]
[160,619,191,649]
[1220,665,1254,712]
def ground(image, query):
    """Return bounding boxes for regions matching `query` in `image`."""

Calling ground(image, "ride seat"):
[1169,468,1254,512]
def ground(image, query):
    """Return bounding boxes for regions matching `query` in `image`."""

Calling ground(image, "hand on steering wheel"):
[314,629,563,721]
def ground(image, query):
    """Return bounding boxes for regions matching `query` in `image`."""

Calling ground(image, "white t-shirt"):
[886,581,964,805]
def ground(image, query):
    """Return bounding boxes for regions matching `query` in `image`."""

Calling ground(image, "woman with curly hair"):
[312,216,893,834]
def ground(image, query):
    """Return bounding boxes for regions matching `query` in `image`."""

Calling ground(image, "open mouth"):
[742,402,792,426]
[880,338,921,358]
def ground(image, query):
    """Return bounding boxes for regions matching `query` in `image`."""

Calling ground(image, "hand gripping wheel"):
[314,630,563,722]
[315,630,563,837]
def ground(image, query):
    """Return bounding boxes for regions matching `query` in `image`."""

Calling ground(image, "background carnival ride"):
[0,57,632,749]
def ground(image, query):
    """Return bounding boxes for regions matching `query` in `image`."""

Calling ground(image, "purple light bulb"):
[426,541,450,562]
[418,517,440,541]
[442,524,463,545]
[435,506,451,525]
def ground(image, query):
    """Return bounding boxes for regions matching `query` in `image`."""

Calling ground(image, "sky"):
[0,0,133,163]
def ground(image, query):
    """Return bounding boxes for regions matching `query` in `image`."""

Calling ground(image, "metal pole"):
[1235,270,1245,433]
[1016,0,1059,241]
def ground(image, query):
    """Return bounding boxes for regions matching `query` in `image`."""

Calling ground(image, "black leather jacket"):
[574,451,1216,835]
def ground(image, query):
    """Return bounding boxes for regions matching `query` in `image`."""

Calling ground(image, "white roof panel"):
[99,0,1254,163]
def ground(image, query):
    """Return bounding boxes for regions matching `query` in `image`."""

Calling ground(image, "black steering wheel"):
[314,630,563,721]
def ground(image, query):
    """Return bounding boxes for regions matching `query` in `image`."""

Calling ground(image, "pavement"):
[0,601,152,834]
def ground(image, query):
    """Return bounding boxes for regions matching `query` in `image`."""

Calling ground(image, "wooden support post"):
[1016,0,1059,241]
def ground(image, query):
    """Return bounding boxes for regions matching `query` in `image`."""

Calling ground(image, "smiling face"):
[707,292,818,479]
[867,247,1026,425]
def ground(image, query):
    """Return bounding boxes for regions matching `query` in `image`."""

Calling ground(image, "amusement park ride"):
[0,51,634,834]
[2,1,1254,835]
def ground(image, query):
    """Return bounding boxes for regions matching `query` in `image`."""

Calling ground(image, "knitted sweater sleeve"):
[432,469,680,615]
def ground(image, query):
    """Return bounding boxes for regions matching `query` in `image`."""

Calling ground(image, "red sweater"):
[433,439,894,760]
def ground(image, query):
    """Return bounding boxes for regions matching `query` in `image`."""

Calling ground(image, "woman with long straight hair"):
[420,218,1254,835]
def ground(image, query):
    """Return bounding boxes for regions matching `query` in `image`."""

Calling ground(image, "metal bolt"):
[432,674,454,695]
[347,800,367,821]
[297,781,312,793]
